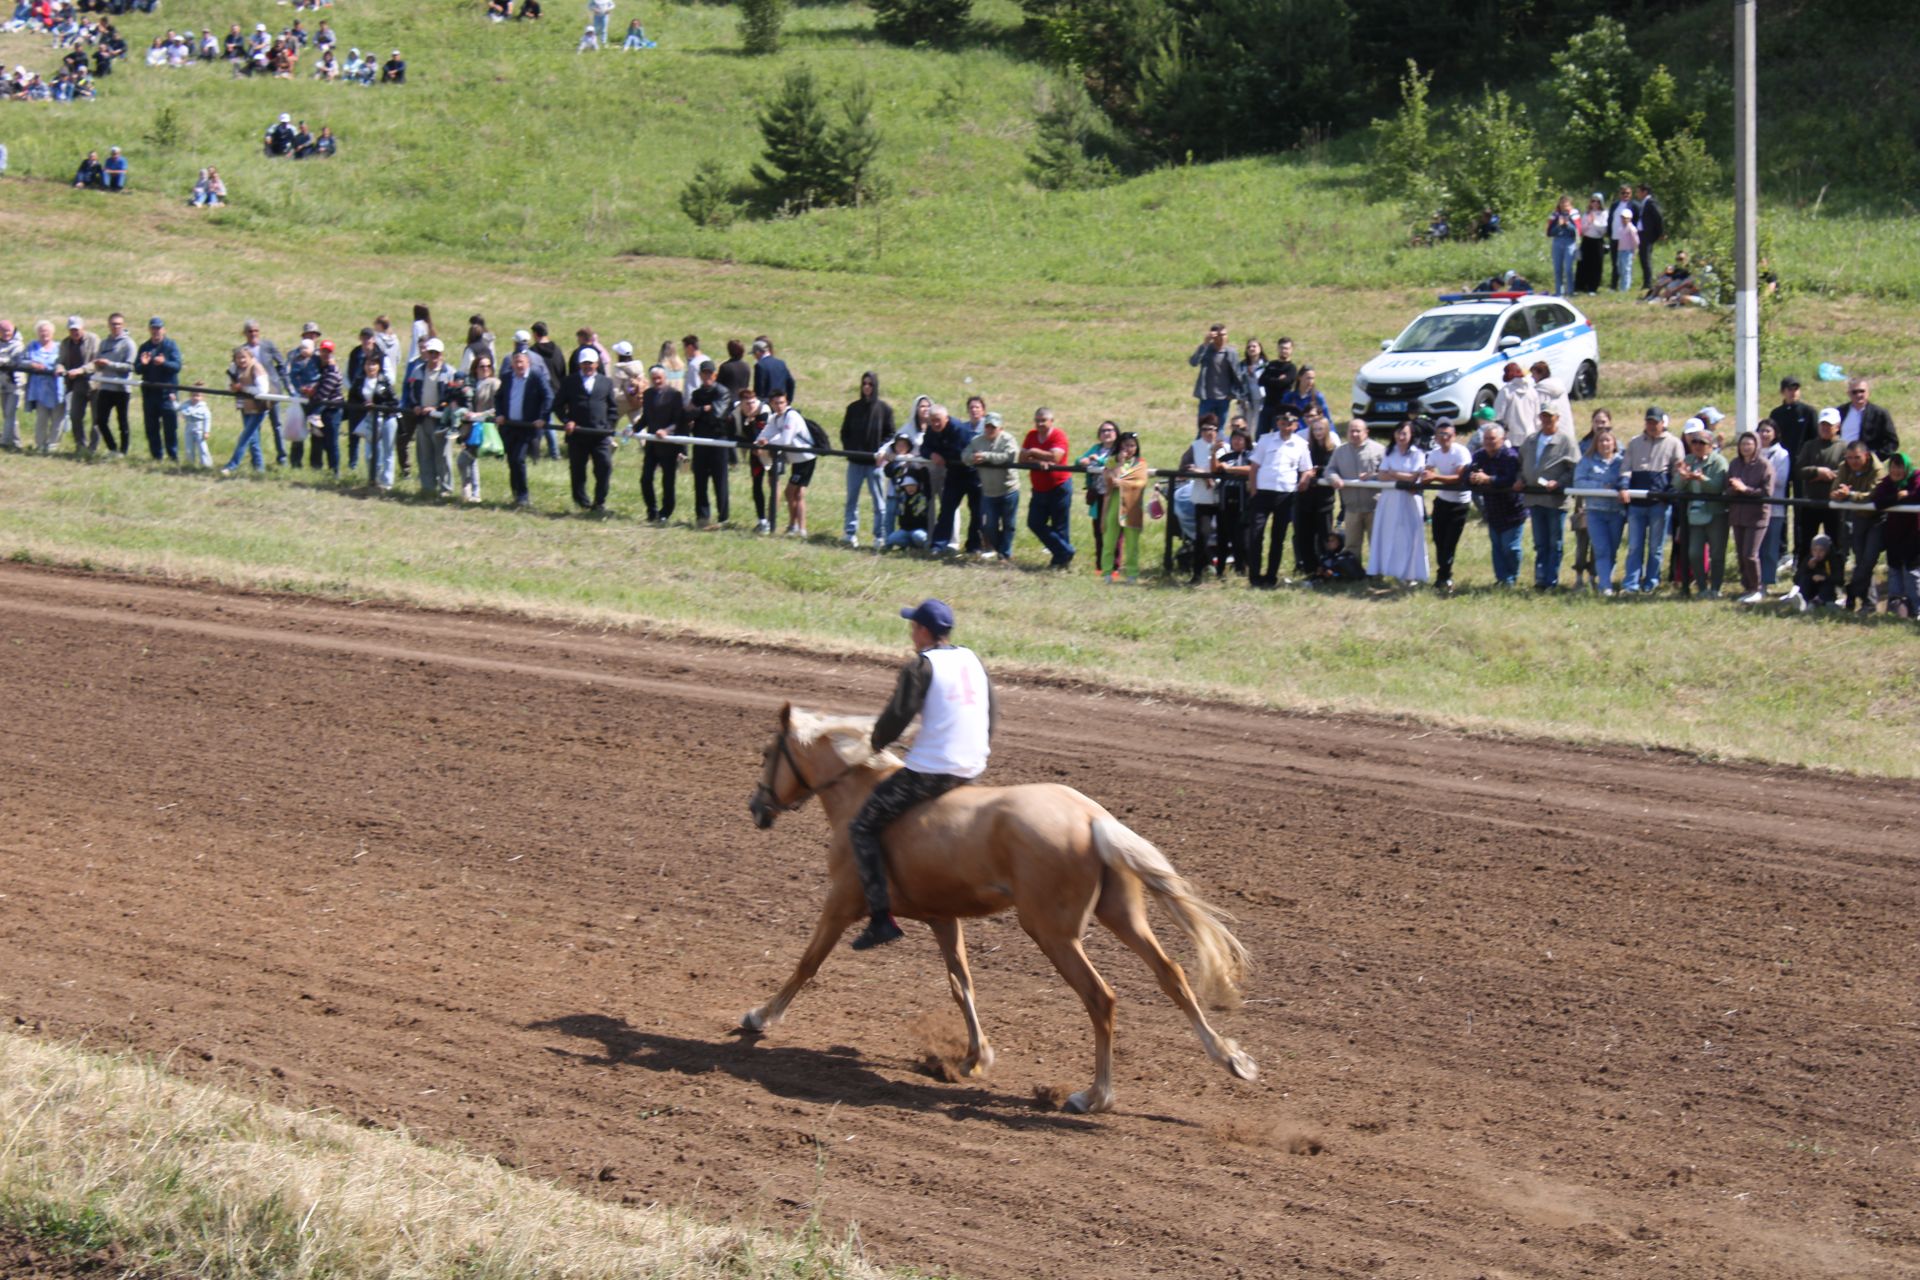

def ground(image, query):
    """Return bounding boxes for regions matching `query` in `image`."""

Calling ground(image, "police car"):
[1349,292,1599,427]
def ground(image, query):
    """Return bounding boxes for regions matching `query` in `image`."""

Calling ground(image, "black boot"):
[850,913,904,951]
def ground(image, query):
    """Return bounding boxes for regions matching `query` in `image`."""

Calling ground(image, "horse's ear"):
[778,701,793,729]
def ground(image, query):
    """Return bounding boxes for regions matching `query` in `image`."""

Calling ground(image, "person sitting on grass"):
[1643,251,1694,303]
[575,20,597,51]
[516,0,542,19]
[884,473,930,551]
[620,17,654,48]
[486,0,510,19]
[311,124,336,157]
[1782,534,1839,612]
[380,48,404,82]
[312,46,337,78]
[189,166,226,206]
[1306,530,1364,584]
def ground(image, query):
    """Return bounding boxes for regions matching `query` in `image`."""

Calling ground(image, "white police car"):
[1350,292,1599,427]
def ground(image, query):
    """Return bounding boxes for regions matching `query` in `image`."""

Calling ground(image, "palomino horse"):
[745,703,1256,1114]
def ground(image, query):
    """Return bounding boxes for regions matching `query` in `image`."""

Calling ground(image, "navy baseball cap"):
[900,598,954,634]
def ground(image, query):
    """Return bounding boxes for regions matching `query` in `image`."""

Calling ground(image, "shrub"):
[1441,88,1545,223]
[738,0,787,55]
[1547,16,1641,185]
[1027,77,1121,190]
[1366,60,1439,209]
[872,0,972,47]
[679,161,739,228]
[750,69,884,211]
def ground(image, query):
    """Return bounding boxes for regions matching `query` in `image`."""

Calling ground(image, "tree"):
[738,0,787,55]
[1367,60,1439,207]
[1623,64,1720,237]
[872,0,972,47]
[832,81,883,206]
[750,69,884,211]
[1547,16,1641,184]
[1027,76,1121,190]
[1441,88,1545,223]
[679,160,739,228]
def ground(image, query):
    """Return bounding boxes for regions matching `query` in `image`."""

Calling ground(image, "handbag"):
[1146,491,1166,522]
[282,401,307,442]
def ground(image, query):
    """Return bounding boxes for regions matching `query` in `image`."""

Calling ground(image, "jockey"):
[848,598,997,951]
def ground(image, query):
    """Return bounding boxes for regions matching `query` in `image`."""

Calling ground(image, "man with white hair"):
[562,347,619,511]
[401,337,457,496]
[22,320,66,454]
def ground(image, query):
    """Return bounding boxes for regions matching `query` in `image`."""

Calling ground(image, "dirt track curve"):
[0,563,1914,1280]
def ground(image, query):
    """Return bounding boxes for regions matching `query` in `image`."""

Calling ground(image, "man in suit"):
[636,364,686,523]
[750,336,794,403]
[495,349,553,508]
[1519,404,1580,589]
[1634,184,1664,292]
[562,348,619,511]
[1836,377,1898,461]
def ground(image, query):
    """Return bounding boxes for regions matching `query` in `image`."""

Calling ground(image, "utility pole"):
[1733,0,1758,430]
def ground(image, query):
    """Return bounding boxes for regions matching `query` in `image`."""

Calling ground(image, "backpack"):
[804,416,830,454]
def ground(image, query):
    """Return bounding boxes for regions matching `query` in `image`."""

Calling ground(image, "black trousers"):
[1845,517,1883,608]
[848,769,967,916]
[1431,498,1469,583]
[1245,490,1295,586]
[1190,504,1218,580]
[1640,238,1658,290]
[641,446,679,520]
[92,389,129,453]
[936,467,982,550]
[396,412,420,476]
[692,450,730,523]
[141,387,178,460]
[1293,496,1334,574]
[1795,501,1845,567]
[1217,497,1245,572]
[567,430,614,508]
[500,422,541,501]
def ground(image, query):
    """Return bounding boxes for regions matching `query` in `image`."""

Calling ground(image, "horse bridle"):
[755,728,851,814]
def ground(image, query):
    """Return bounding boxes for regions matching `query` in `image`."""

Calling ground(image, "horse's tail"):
[1091,816,1248,1009]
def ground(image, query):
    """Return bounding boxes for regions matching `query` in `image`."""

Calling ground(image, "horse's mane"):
[788,708,903,770]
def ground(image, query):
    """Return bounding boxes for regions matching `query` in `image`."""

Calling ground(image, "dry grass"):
[0,1030,881,1280]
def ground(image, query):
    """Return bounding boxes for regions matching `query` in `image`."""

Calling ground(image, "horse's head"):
[749,703,813,829]
[748,704,892,829]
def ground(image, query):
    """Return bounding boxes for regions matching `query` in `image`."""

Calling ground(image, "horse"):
[744,703,1257,1115]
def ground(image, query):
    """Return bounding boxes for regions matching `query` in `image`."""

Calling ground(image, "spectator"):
[1183,415,1222,582]
[970,413,1019,561]
[1235,338,1265,432]
[609,339,646,414]
[587,0,612,44]
[568,326,610,376]
[58,315,96,453]
[1620,406,1682,592]
[1187,323,1239,427]
[1325,417,1383,563]
[1214,421,1254,575]
[1307,530,1364,582]
[1531,362,1571,428]
[89,312,133,457]
[1828,440,1881,613]
[1255,337,1296,437]
[1835,376,1898,460]
[1568,407,1608,587]
[402,337,457,496]
[488,0,511,20]
[1572,421,1628,595]
[291,121,317,157]
[72,148,104,188]
[1642,250,1695,304]
[315,20,334,49]
[922,404,979,554]
[1076,420,1117,572]
[1635,183,1665,292]
[1277,366,1329,426]
[1784,534,1840,612]
[620,17,653,48]
[1520,405,1578,589]
[873,429,920,544]
[1021,405,1073,569]
[884,472,930,550]
[729,386,772,531]
[1575,193,1608,295]
[494,349,551,507]
[1423,419,1473,591]
[1607,183,1638,291]
[135,317,181,461]
[561,347,618,511]
[1491,362,1537,450]
[190,167,227,205]
[686,358,733,528]
[1872,453,1920,619]
[1725,429,1775,603]
[1768,376,1816,570]
[715,339,751,398]
[458,315,494,377]
[1245,410,1313,589]
[756,389,812,536]
[1467,424,1524,586]
[517,0,543,18]
[636,364,685,523]
[220,345,272,474]
[575,21,597,52]
[839,371,892,546]
[750,336,793,403]
[381,48,404,82]
[265,113,295,156]
[179,384,213,467]
[303,339,344,475]
[0,318,21,451]
[352,347,399,490]
[343,327,376,469]
[1546,195,1579,297]
[528,321,565,456]
[1796,407,1848,576]
[1290,413,1336,576]
[1674,422,1729,598]
[1757,419,1791,588]
[1099,431,1150,584]
[1370,418,1429,583]
[22,320,65,454]
[312,46,338,78]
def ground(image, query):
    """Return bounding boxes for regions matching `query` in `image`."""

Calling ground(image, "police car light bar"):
[1436,291,1532,302]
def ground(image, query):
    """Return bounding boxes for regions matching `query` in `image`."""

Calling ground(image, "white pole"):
[1733,0,1759,430]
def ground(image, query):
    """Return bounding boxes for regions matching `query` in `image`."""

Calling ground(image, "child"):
[884,474,929,551]
[445,389,485,503]
[1783,534,1839,612]
[1099,431,1150,583]
[576,21,598,52]
[1308,530,1364,583]
[878,430,919,544]
[180,385,213,467]
[620,17,654,48]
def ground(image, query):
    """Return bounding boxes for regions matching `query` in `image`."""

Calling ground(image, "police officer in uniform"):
[848,598,997,951]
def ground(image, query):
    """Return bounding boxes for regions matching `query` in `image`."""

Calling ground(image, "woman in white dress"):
[1368,419,1430,582]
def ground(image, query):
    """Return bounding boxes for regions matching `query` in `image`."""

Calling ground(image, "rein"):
[762,730,853,812]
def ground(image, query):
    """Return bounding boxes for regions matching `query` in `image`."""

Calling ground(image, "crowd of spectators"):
[3,306,1913,618]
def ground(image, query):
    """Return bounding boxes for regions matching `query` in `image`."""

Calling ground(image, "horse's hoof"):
[739,1009,767,1033]
[1065,1088,1112,1115]
[964,1046,995,1078]
[1228,1050,1258,1082]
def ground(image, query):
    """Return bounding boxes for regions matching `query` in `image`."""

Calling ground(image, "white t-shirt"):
[757,406,812,463]
[1840,406,1863,445]
[1425,442,1474,503]
[1761,443,1791,498]
[902,646,990,779]
[1185,438,1222,505]
[1251,431,1311,493]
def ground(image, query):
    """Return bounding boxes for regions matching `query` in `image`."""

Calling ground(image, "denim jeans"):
[1026,483,1075,566]
[1488,522,1524,585]
[844,461,884,540]
[980,491,1019,558]
[1196,397,1232,427]
[591,10,608,41]
[1614,248,1635,290]
[368,413,398,488]
[1587,507,1626,590]
[1622,501,1670,592]
[885,527,929,550]
[1528,506,1566,586]
[1551,237,1578,296]
[1760,515,1785,586]
[225,410,267,471]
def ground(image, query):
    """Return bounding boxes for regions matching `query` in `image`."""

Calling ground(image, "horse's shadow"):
[527,1013,1115,1132]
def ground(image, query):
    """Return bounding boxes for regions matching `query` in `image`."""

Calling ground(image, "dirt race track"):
[0,564,1915,1280]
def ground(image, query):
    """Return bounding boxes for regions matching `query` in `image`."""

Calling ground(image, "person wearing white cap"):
[1795,406,1849,573]
[561,347,620,511]
[265,113,296,157]
[381,49,406,82]
[58,316,99,454]
[401,337,457,495]
[609,340,647,417]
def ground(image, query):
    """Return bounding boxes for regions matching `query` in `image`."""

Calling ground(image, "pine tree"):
[871,0,972,47]
[1027,77,1120,190]
[737,0,787,55]
[679,160,739,228]
[830,82,882,206]
[751,68,880,211]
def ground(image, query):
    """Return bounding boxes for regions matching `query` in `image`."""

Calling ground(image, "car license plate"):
[1373,400,1406,413]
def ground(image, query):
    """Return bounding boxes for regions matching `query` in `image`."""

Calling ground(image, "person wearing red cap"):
[845,599,997,951]
[304,339,344,475]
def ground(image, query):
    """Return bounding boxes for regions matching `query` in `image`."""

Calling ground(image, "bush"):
[1366,60,1439,209]
[750,69,883,211]
[872,0,972,47]
[678,161,739,228]
[1027,77,1121,190]
[738,0,787,55]
[1547,16,1641,184]
[1441,88,1545,223]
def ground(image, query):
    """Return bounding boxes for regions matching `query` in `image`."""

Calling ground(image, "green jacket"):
[1680,449,1727,525]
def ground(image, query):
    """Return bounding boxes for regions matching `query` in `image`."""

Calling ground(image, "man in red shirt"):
[1021,406,1075,568]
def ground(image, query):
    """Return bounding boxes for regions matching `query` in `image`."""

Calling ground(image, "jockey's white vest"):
[903,646,990,779]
